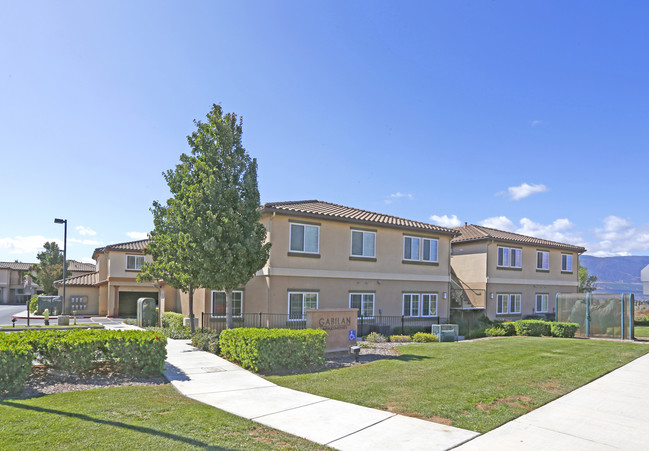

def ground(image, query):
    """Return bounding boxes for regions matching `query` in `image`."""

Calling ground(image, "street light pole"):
[54,218,67,315]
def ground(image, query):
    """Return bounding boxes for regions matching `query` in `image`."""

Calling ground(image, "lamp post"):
[54,218,67,315]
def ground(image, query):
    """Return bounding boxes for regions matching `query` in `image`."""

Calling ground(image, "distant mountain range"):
[580,255,649,297]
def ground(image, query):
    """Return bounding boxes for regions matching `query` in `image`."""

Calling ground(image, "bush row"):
[219,328,327,373]
[161,312,186,330]
[485,320,580,338]
[0,329,167,396]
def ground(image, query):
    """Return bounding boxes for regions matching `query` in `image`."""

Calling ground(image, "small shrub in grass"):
[191,331,220,354]
[413,332,438,343]
[0,338,33,396]
[389,335,411,343]
[160,312,186,330]
[485,326,506,337]
[219,328,327,373]
[365,332,387,343]
[514,320,549,337]
[551,322,580,338]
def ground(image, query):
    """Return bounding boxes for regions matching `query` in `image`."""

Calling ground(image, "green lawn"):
[0,385,325,450]
[635,326,649,337]
[268,337,649,433]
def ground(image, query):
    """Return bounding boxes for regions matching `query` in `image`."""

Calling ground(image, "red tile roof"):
[93,239,150,257]
[67,261,96,272]
[263,200,458,235]
[54,271,99,287]
[0,262,35,271]
[452,224,586,253]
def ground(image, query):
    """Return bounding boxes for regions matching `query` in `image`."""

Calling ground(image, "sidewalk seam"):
[324,413,397,446]
[250,399,330,420]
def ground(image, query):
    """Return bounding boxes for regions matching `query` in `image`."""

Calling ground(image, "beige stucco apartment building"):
[182,201,458,325]
[450,224,586,320]
[0,262,37,304]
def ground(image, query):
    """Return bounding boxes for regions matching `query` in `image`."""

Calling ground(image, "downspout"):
[267,212,275,314]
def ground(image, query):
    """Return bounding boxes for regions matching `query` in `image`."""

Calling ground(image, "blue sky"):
[2,0,649,263]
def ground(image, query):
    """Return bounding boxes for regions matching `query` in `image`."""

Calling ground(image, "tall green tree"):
[138,104,270,331]
[579,263,598,293]
[30,241,65,295]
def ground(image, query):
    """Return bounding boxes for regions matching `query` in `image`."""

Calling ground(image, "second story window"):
[536,251,549,270]
[497,246,522,269]
[290,223,319,254]
[351,230,376,258]
[561,253,573,272]
[126,255,144,271]
[403,236,438,262]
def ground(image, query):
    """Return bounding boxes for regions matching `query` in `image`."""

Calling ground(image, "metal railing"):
[202,312,448,336]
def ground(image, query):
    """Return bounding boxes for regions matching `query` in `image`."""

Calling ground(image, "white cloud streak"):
[586,216,649,257]
[0,236,62,257]
[480,216,516,231]
[430,214,462,228]
[75,226,97,236]
[127,231,148,240]
[507,183,548,200]
[385,192,413,204]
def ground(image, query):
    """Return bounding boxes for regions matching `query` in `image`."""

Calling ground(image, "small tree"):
[30,241,65,295]
[139,104,270,331]
[579,264,598,293]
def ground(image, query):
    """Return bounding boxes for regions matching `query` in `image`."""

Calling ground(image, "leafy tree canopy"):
[30,241,65,295]
[139,104,270,330]
[579,264,598,293]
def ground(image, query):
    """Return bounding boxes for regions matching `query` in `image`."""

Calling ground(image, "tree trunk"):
[188,285,196,334]
[225,289,233,329]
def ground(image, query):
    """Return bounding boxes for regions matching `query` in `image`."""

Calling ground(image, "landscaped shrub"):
[466,328,487,339]
[401,326,431,336]
[219,328,327,373]
[191,331,220,354]
[104,330,167,375]
[485,326,506,337]
[412,332,438,343]
[146,326,193,339]
[551,322,580,338]
[161,312,186,330]
[389,335,411,343]
[514,320,549,337]
[29,294,39,314]
[0,337,34,396]
[365,332,387,343]
[40,330,103,373]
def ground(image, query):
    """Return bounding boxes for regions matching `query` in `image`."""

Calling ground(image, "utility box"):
[432,324,459,342]
[137,297,157,328]
[183,316,199,329]
[57,315,70,326]
[38,296,63,316]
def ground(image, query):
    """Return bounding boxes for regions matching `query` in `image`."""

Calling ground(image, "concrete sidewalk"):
[455,352,649,450]
[164,338,479,451]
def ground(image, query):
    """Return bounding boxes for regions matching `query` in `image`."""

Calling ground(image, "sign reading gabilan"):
[306,308,358,352]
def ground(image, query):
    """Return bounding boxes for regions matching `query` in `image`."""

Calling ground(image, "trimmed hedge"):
[219,328,327,373]
[146,326,193,339]
[0,337,33,396]
[191,331,220,354]
[485,326,506,337]
[161,312,186,330]
[514,320,550,337]
[389,335,411,343]
[551,322,580,338]
[413,332,438,343]
[105,330,167,375]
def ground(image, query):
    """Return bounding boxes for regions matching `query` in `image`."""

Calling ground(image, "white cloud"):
[69,238,101,245]
[585,217,649,256]
[0,236,62,256]
[430,214,462,228]
[385,192,413,204]
[516,217,583,244]
[480,216,516,231]
[507,183,548,200]
[531,120,542,127]
[127,231,148,240]
[75,226,97,236]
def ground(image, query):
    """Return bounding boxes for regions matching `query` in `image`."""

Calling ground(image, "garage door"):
[118,292,158,317]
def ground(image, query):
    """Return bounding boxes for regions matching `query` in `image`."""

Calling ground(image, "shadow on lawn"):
[0,401,235,450]
[395,354,433,362]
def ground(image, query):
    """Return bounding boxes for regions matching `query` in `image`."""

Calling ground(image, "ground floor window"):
[422,293,438,317]
[497,293,521,315]
[288,292,318,320]
[350,293,375,317]
[402,293,439,317]
[211,291,242,317]
[536,294,549,313]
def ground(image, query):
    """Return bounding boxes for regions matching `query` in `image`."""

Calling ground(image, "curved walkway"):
[164,338,478,450]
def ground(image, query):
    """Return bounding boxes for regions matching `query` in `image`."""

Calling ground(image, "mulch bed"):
[1,362,167,401]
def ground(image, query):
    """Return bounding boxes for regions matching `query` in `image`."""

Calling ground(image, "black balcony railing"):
[201,312,448,336]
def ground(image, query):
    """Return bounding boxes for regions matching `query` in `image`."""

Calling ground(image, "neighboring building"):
[642,264,649,295]
[67,260,97,277]
[180,200,458,326]
[0,261,38,304]
[55,240,176,316]
[450,224,586,321]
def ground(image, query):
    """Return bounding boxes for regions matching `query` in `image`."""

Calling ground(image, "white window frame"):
[349,292,375,318]
[288,291,318,321]
[561,253,573,272]
[496,293,521,315]
[211,290,243,318]
[126,254,145,271]
[536,294,549,313]
[350,230,376,258]
[402,293,421,317]
[421,293,438,317]
[289,223,320,254]
[536,250,549,270]
[403,236,438,262]
[497,246,522,269]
